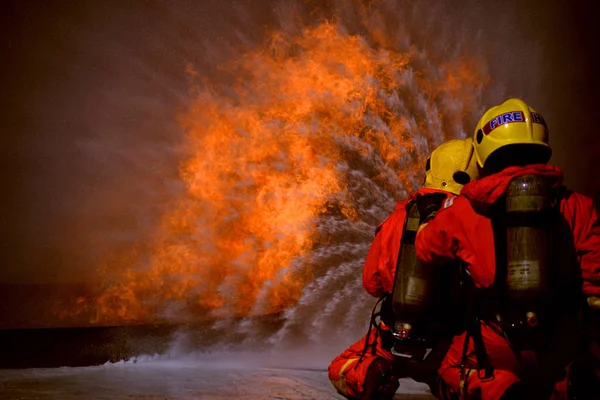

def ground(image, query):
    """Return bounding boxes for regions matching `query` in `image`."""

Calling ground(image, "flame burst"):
[83,21,488,325]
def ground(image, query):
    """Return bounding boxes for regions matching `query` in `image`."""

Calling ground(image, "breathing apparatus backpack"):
[452,174,584,385]
[491,174,561,350]
[387,202,430,360]
[381,200,463,361]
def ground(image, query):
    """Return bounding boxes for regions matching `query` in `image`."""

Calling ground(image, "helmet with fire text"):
[424,138,478,195]
[473,98,551,172]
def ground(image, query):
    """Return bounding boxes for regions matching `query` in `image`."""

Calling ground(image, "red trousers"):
[328,328,396,398]
[329,322,597,399]
[328,326,450,398]
[437,321,581,400]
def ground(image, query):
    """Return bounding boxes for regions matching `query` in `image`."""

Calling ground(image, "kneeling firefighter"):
[415,98,600,399]
[328,138,479,400]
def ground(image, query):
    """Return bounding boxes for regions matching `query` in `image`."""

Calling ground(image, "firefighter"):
[414,98,600,399]
[328,138,479,400]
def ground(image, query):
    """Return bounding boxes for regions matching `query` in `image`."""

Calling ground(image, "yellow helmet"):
[473,98,551,169]
[423,138,478,195]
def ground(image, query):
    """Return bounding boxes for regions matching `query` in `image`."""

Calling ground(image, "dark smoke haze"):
[0,0,599,316]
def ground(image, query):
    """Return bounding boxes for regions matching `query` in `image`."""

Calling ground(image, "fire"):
[71,21,488,325]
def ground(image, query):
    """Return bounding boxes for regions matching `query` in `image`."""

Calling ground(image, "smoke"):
[1,0,598,339]
[1,0,280,284]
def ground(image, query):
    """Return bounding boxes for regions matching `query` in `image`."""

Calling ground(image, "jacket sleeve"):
[362,202,407,298]
[362,228,385,297]
[415,200,460,266]
[570,194,600,297]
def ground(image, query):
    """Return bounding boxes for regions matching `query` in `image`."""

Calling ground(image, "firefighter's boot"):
[362,358,399,400]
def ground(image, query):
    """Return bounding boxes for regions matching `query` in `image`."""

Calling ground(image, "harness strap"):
[470,317,494,380]
[358,294,387,366]
[458,315,494,396]
[459,327,472,393]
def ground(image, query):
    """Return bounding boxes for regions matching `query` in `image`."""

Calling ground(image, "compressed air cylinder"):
[391,202,430,337]
[505,175,551,306]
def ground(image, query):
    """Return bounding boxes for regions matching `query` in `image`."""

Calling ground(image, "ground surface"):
[0,355,436,400]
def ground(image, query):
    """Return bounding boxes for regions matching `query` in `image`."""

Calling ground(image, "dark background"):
[0,0,599,326]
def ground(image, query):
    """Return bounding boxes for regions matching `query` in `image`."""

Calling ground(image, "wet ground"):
[0,323,435,399]
[0,356,435,400]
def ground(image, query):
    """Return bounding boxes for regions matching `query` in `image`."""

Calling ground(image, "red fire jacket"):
[415,164,600,297]
[363,188,454,298]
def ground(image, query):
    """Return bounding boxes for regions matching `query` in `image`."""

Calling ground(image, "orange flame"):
[71,21,488,325]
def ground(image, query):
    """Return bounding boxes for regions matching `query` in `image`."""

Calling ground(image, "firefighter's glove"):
[416,193,448,224]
